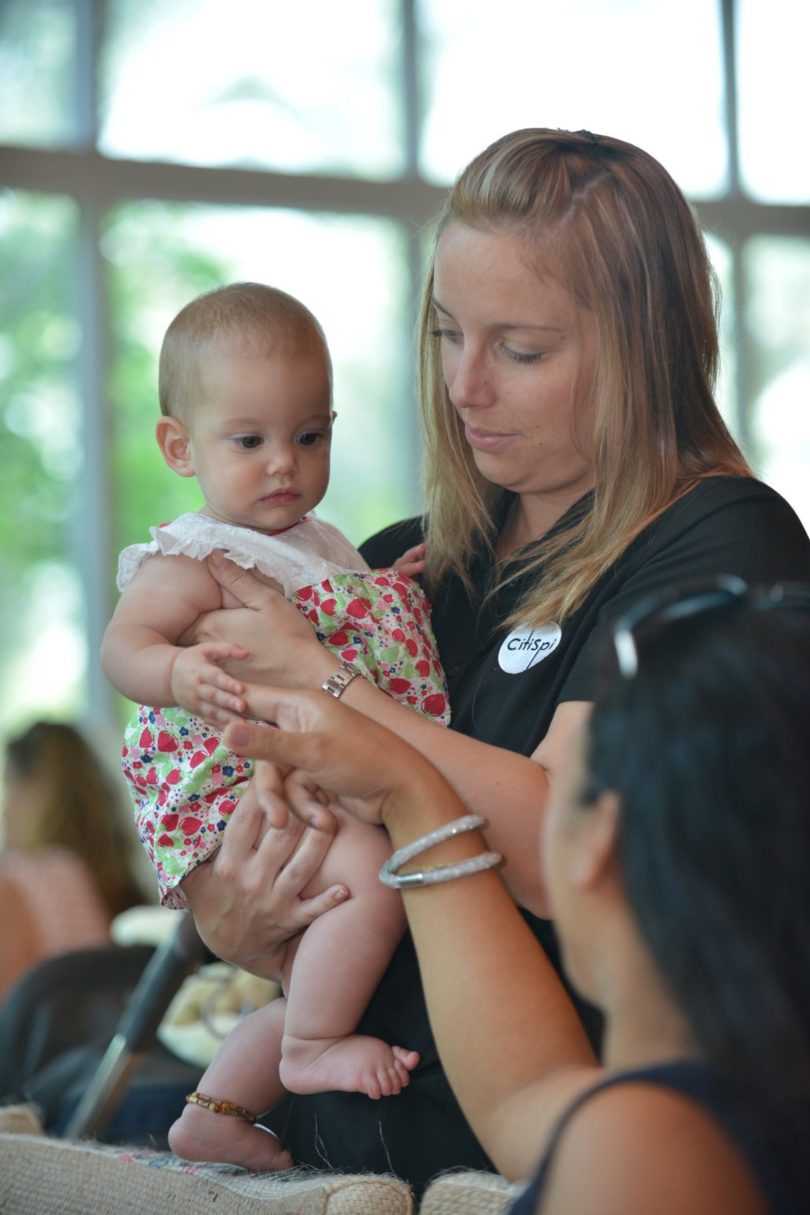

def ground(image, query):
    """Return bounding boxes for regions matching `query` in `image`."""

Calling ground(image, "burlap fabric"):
[0,1134,413,1214]
[419,1170,523,1215]
[0,1109,523,1214]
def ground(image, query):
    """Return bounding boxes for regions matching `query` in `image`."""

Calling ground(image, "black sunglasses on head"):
[611,575,810,680]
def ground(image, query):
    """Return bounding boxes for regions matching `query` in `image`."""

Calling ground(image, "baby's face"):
[185,336,333,533]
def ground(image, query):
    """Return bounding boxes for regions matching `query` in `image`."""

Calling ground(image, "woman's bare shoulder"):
[537,1080,769,1215]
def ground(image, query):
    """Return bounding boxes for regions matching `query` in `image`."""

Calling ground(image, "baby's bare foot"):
[280,1033,420,1100]
[168,1102,293,1172]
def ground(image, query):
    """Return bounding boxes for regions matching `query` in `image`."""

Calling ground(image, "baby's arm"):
[101,553,247,720]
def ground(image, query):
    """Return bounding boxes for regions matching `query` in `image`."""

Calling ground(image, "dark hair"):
[584,603,810,1112]
[4,720,146,918]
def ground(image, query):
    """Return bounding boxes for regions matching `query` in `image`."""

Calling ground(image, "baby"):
[101,281,449,1170]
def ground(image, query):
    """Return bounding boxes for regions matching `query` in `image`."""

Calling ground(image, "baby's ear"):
[156,415,195,477]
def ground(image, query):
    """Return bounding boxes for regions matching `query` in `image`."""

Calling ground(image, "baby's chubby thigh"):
[278,810,404,998]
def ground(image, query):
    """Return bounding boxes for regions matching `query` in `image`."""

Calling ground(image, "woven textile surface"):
[0,1134,414,1214]
[419,1170,524,1215]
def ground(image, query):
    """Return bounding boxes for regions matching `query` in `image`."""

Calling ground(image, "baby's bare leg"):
[279,815,419,1100]
[168,995,293,1170]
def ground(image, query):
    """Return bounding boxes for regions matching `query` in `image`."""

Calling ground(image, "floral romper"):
[117,512,449,908]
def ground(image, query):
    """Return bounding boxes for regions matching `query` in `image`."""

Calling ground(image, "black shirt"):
[266,477,810,1193]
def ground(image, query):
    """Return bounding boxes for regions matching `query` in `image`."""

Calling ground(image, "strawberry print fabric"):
[122,708,252,908]
[118,520,449,908]
[296,569,449,721]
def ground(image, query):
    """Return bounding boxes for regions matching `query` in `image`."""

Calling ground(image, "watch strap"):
[320,662,361,699]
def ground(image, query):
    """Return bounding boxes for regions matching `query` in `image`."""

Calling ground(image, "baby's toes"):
[392,1058,412,1088]
[392,1046,420,1072]
[376,1066,399,1098]
[364,1073,383,1101]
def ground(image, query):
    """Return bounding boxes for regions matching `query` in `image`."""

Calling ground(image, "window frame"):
[1,0,807,727]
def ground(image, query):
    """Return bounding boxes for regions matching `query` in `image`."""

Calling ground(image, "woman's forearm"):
[338,671,551,914]
[371,776,596,1179]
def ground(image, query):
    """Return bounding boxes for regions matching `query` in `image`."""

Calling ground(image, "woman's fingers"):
[285,769,339,832]
[189,556,323,688]
[224,687,418,824]
[183,766,347,973]
[226,711,326,774]
[253,758,292,828]
[214,780,269,862]
[294,880,351,926]
[270,820,349,927]
[207,552,276,608]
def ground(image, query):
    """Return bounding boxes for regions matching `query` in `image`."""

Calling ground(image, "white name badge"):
[498,622,562,674]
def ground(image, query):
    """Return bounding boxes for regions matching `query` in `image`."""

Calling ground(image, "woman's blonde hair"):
[4,721,147,918]
[418,128,750,626]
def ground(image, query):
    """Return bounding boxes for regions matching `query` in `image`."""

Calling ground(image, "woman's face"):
[432,224,598,511]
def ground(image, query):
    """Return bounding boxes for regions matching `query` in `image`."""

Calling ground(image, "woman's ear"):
[570,790,621,890]
[156,415,195,477]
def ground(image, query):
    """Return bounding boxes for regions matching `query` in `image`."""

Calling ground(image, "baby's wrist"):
[167,646,189,702]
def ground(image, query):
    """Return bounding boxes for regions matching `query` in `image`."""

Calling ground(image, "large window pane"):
[102,203,416,561]
[746,236,810,532]
[418,0,726,198]
[738,0,810,202]
[0,0,77,147]
[0,192,86,736]
[100,0,403,177]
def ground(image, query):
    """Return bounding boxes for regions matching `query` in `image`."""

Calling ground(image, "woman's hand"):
[224,684,456,835]
[181,776,348,977]
[178,556,336,710]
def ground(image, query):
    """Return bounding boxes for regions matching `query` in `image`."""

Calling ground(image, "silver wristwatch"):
[320,661,361,699]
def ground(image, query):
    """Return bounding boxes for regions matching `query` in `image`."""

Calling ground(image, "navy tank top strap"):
[508,1060,807,1214]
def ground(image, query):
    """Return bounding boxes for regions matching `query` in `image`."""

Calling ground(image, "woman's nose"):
[446,348,494,411]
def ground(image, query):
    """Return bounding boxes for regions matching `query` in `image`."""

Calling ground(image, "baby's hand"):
[170,642,249,726]
[392,542,426,578]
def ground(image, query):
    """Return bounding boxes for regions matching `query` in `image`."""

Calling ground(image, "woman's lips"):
[464,424,514,452]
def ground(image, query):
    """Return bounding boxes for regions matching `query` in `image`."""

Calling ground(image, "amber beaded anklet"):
[185,1091,257,1123]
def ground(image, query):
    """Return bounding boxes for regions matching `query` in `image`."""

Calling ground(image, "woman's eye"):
[430,327,462,346]
[236,435,263,449]
[504,347,544,365]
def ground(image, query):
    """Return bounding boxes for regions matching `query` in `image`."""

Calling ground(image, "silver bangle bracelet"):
[379,813,502,890]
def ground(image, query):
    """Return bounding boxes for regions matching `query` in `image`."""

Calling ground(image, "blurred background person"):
[0,719,149,1002]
